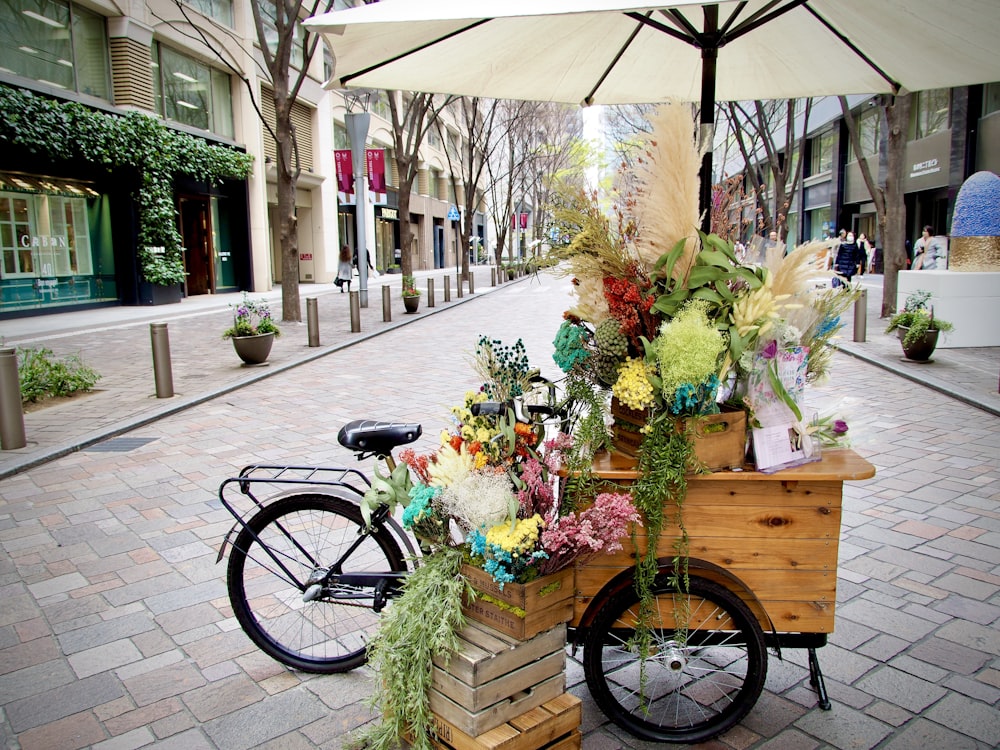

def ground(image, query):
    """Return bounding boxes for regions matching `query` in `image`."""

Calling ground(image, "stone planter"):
[403,294,420,313]
[231,332,275,365]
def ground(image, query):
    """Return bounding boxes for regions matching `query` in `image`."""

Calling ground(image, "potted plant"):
[401,274,421,313]
[223,293,281,365]
[886,289,954,361]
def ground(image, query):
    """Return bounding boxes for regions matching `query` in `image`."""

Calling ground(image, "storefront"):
[374,204,400,272]
[0,172,118,314]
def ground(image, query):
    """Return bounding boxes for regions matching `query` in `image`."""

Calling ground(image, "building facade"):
[0,0,483,320]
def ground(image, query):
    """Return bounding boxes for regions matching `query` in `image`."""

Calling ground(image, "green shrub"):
[17,347,101,404]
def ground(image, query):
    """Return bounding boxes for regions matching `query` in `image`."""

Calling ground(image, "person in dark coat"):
[834,232,861,283]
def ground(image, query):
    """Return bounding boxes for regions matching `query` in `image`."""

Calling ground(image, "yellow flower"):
[485,515,543,554]
[611,357,655,411]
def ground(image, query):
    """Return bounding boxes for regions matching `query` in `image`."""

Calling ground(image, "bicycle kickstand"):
[807,647,832,710]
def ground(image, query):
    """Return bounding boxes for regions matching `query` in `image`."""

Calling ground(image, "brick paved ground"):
[1,272,998,749]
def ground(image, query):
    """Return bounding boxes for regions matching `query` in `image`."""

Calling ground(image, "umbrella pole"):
[699,6,718,235]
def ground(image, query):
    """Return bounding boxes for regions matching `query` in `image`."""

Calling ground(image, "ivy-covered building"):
[0,0,372,318]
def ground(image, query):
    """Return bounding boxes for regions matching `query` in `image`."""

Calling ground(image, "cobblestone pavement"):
[0,272,998,749]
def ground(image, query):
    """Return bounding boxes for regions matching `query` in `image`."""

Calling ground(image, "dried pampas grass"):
[633,103,702,280]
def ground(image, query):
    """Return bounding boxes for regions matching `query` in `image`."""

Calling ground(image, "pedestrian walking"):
[337,244,353,292]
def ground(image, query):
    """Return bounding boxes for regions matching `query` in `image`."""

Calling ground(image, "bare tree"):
[840,93,912,317]
[386,92,453,279]
[437,98,501,280]
[484,100,535,267]
[163,0,333,323]
[725,99,812,242]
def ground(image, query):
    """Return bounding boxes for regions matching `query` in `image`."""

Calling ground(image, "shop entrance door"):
[180,196,213,295]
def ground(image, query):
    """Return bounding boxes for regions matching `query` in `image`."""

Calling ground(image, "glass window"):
[0,191,92,277]
[152,43,234,138]
[182,0,232,26]
[912,88,950,139]
[850,107,880,160]
[371,91,390,120]
[334,121,350,150]
[0,0,110,99]
[983,82,1000,116]
[258,0,304,71]
[428,169,439,198]
[809,131,833,176]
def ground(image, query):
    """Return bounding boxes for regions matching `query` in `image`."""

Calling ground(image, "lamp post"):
[344,94,372,308]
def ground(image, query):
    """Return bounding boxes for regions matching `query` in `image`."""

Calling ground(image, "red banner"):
[334,150,353,194]
[366,148,386,193]
[520,213,529,229]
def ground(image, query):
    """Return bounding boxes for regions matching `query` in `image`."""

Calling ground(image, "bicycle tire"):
[583,575,767,744]
[227,493,406,673]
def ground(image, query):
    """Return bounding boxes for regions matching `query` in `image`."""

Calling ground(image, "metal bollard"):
[427,278,435,308]
[469,272,475,295]
[150,323,174,399]
[491,268,496,287]
[0,348,26,450]
[306,298,320,347]
[853,289,867,343]
[457,274,464,298]
[349,291,361,332]
[444,276,451,302]
[382,285,392,322]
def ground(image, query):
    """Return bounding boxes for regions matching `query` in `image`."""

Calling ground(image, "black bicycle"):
[217,395,834,744]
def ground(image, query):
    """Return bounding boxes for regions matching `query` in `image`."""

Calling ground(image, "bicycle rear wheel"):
[583,575,767,743]
[227,493,406,673]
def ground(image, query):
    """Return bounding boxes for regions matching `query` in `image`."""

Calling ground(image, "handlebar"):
[470,401,560,423]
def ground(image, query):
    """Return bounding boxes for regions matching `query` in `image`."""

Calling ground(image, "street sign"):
[447,206,460,221]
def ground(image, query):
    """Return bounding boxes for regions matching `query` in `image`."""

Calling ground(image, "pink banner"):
[366,149,386,193]
[334,150,353,194]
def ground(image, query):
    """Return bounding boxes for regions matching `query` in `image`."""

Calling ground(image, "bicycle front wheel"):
[227,493,406,673]
[583,575,767,744]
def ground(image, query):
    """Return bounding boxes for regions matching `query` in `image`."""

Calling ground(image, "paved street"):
[1,271,998,749]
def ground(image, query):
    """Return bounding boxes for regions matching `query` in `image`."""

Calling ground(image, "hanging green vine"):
[0,84,254,286]
[629,417,697,700]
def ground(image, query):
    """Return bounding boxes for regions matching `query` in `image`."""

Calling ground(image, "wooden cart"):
[566,449,875,744]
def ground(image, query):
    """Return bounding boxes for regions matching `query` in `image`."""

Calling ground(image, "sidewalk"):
[0,267,500,480]
[1,272,996,481]
[0,271,998,750]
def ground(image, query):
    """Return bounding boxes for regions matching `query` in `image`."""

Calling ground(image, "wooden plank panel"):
[434,623,567,687]
[433,651,566,711]
[429,673,566,738]
[429,693,581,750]
[593,536,836,571]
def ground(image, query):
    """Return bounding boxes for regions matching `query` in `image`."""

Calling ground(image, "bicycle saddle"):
[337,420,422,455]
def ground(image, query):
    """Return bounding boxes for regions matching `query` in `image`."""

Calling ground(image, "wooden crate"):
[427,693,582,750]
[574,449,876,634]
[461,565,574,640]
[430,621,567,735]
[611,398,747,470]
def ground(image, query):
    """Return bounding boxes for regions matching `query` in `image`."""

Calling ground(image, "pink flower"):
[761,339,778,360]
[833,420,848,434]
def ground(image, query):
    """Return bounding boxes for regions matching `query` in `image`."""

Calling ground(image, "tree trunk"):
[276,97,301,323]
[397,175,414,279]
[881,93,911,318]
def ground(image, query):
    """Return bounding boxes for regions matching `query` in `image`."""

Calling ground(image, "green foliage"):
[401,274,420,297]
[222,293,281,339]
[0,85,254,286]
[886,288,954,348]
[17,347,101,404]
[630,419,699,699]
[354,546,471,750]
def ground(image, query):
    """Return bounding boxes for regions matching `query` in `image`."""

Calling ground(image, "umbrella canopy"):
[305,0,1000,106]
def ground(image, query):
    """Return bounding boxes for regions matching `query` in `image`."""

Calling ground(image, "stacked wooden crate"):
[422,566,581,750]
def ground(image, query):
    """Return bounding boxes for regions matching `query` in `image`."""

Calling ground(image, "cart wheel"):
[583,574,767,744]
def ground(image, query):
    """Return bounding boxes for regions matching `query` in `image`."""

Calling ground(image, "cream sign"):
[910,158,940,178]
[20,235,69,248]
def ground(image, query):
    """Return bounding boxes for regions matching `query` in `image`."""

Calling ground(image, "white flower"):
[427,443,474,488]
[439,470,516,532]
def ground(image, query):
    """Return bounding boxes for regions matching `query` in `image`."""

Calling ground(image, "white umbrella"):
[305,0,1000,106]
[305,0,1000,220]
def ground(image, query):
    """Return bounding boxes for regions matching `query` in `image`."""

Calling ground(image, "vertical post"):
[427,278,435,308]
[698,5,719,234]
[345,113,371,308]
[469,271,475,295]
[149,323,174,399]
[456,273,464,298]
[853,289,867,342]
[382,285,392,322]
[306,298,320,347]
[349,291,361,332]
[444,276,451,302]
[0,348,26,450]
[491,267,496,287]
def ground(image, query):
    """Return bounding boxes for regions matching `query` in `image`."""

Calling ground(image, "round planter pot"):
[231,332,275,365]
[402,295,420,314]
[898,326,940,362]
